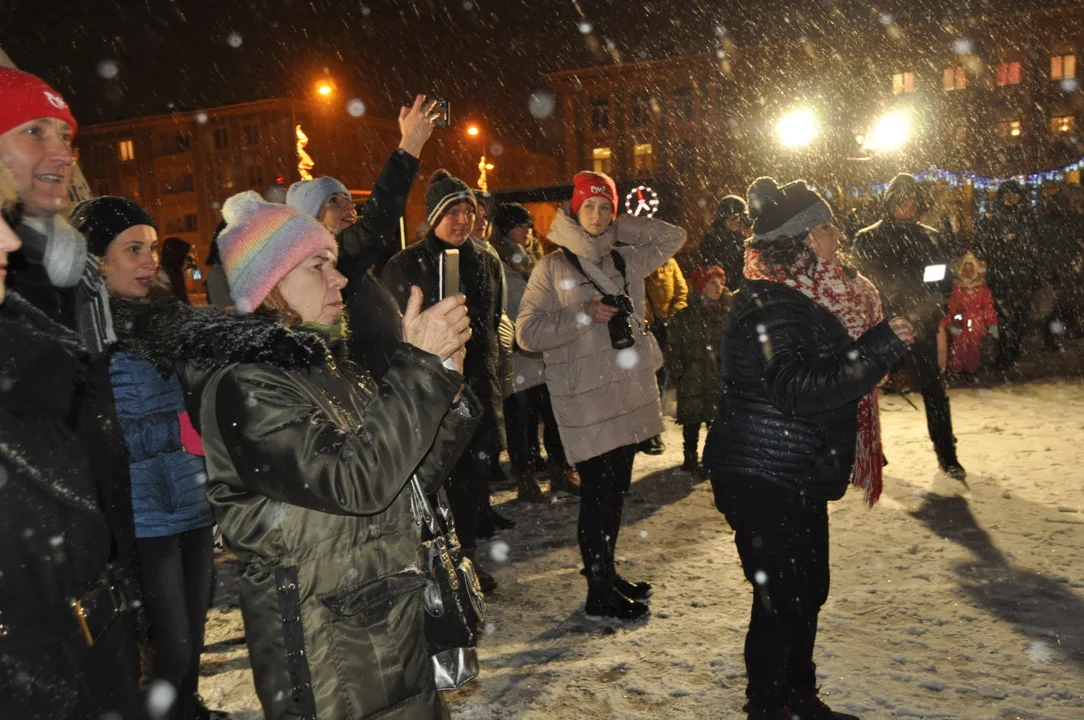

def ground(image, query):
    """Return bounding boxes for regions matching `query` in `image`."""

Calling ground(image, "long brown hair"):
[747,233,818,281]
[256,286,303,327]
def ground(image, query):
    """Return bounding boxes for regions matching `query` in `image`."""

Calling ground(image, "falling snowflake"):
[195,112,209,125]
[346,98,366,117]
[226,32,242,48]
[1061,78,1079,92]
[754,570,768,585]
[640,530,648,538]
[578,20,593,34]
[490,540,510,562]
[97,60,119,79]
[1049,319,1066,336]
[1028,640,1053,665]
[514,374,525,386]
[953,38,973,54]
[616,347,640,370]
[146,680,178,720]
[528,90,556,119]
[576,312,592,327]
[559,278,577,291]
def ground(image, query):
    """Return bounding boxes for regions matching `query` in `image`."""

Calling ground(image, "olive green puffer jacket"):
[124,303,480,720]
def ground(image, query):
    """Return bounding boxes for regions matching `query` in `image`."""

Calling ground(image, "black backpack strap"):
[560,247,630,296]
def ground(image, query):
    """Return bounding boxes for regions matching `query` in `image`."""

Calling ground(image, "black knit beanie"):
[425,169,476,226]
[71,196,157,257]
[495,203,533,238]
[746,177,832,244]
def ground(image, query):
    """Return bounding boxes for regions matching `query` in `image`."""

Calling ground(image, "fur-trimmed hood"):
[111,297,329,378]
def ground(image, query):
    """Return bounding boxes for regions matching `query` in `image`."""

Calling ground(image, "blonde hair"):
[0,163,17,213]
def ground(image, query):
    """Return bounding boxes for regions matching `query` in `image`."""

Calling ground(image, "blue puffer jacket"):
[109,350,214,538]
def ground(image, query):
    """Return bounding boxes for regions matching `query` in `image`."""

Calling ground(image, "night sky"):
[0,0,1071,154]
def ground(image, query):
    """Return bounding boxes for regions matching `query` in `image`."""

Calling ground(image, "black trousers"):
[713,476,829,710]
[447,408,499,553]
[682,421,711,460]
[575,444,637,580]
[900,338,958,465]
[991,291,1032,368]
[136,526,215,720]
[503,384,567,476]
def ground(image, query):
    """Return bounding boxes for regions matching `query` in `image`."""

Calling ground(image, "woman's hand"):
[449,344,466,376]
[398,94,438,158]
[402,286,471,359]
[586,295,618,323]
[889,316,916,345]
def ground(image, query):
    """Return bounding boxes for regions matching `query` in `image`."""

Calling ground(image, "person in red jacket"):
[940,251,998,375]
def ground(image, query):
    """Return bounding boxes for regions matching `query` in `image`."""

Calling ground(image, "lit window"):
[590,98,610,132]
[995,62,1022,86]
[892,72,915,94]
[997,120,1022,138]
[943,66,967,91]
[591,147,612,174]
[117,139,135,162]
[1052,115,1076,134]
[1051,54,1077,79]
[633,143,654,174]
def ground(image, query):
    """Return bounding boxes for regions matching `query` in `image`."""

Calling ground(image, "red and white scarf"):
[744,248,886,507]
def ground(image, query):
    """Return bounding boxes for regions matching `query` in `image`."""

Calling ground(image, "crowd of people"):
[1,64,1080,720]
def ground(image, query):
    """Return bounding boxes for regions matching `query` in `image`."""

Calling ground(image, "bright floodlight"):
[467,125,480,136]
[864,110,911,151]
[317,83,333,96]
[776,108,819,148]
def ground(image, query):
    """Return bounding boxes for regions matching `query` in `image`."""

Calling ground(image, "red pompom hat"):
[570,171,618,218]
[0,68,78,137]
[690,265,727,295]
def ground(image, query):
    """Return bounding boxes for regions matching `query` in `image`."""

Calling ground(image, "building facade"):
[546,5,1084,244]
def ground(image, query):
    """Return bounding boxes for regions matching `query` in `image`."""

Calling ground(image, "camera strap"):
[561,247,629,298]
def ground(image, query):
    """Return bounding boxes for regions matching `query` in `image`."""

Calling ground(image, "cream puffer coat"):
[515,207,686,465]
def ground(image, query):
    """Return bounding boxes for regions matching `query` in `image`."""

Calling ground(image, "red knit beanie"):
[690,265,727,295]
[570,171,618,218]
[0,69,78,138]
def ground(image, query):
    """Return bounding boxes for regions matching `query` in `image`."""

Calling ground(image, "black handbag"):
[409,476,486,691]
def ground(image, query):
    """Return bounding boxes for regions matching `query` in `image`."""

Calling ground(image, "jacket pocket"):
[317,571,430,718]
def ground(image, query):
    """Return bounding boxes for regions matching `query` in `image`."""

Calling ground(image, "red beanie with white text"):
[0,68,78,137]
[570,171,618,218]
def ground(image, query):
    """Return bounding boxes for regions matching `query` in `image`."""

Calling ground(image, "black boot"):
[638,435,666,455]
[466,551,498,594]
[614,573,653,601]
[585,578,649,620]
[489,507,516,530]
[680,451,698,473]
[787,688,860,720]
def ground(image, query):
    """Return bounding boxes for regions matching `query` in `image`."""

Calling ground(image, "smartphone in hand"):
[433,100,451,128]
[439,249,460,299]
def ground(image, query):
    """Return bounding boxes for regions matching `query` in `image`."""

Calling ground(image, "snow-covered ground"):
[200,380,1084,719]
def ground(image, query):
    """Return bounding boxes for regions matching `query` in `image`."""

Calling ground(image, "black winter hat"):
[712,194,749,230]
[71,196,157,258]
[746,177,832,244]
[883,173,930,218]
[495,203,533,238]
[425,169,476,226]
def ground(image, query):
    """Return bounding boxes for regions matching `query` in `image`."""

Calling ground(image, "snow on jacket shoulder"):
[109,349,214,538]
[515,207,685,464]
[704,279,906,501]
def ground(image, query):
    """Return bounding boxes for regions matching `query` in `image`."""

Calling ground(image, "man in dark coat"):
[381,169,506,592]
[699,194,752,291]
[852,173,966,480]
[0,69,144,639]
[974,180,1044,368]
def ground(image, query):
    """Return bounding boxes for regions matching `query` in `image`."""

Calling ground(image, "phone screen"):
[440,249,460,299]
[923,264,947,283]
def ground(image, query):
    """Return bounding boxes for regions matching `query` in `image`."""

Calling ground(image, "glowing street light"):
[316,81,333,97]
[467,125,480,137]
[864,109,912,152]
[776,107,819,148]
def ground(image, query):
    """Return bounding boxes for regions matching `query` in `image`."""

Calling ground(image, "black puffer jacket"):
[699,196,748,291]
[703,280,907,501]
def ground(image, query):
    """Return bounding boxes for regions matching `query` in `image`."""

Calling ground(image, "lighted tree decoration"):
[296,124,314,181]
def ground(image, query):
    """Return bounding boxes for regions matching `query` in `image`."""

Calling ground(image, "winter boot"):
[742,702,789,720]
[550,466,582,496]
[638,434,666,455]
[515,474,551,504]
[489,507,516,530]
[585,578,649,621]
[466,550,498,595]
[938,457,968,482]
[787,688,860,720]
[680,449,698,473]
[614,573,653,601]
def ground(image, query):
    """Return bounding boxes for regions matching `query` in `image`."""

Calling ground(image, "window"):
[156,132,190,156]
[92,145,108,166]
[216,166,237,191]
[117,139,135,162]
[892,72,915,94]
[1051,54,1077,79]
[590,98,610,131]
[632,143,654,175]
[246,164,264,188]
[213,128,230,150]
[995,62,1022,86]
[631,92,651,127]
[674,140,697,175]
[243,123,260,146]
[121,176,141,203]
[1052,115,1076,134]
[95,181,110,197]
[591,147,612,174]
[997,119,1022,138]
[164,211,199,235]
[161,171,194,195]
[943,66,967,91]
[672,85,694,123]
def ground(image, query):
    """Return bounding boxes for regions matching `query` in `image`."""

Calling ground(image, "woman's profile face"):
[577,196,614,237]
[807,221,842,262]
[101,225,159,300]
[277,248,348,325]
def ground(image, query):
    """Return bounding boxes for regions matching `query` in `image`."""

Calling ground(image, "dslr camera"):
[601,294,636,349]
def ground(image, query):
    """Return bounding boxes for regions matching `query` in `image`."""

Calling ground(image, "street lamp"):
[864,109,912,152]
[316,81,333,98]
[776,107,819,148]
[467,125,480,137]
